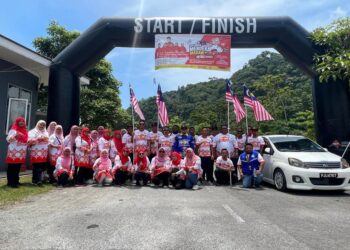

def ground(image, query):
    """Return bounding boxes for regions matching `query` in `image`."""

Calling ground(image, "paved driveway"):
[0,184,349,250]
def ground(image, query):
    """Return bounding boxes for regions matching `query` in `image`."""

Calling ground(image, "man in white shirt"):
[247,127,265,153]
[134,120,150,155]
[196,127,214,183]
[213,125,236,159]
[214,149,235,185]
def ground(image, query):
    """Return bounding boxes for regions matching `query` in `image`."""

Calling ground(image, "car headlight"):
[341,158,350,169]
[288,158,305,168]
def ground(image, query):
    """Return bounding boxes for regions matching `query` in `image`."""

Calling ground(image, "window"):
[6,85,32,133]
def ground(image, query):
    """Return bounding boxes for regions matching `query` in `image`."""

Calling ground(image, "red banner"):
[155,34,231,71]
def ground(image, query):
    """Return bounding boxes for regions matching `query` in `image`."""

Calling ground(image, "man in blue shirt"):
[172,125,195,158]
[237,143,265,188]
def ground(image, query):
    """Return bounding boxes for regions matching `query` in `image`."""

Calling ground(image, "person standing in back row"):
[172,125,195,158]
[196,127,214,184]
[148,122,163,161]
[213,125,236,159]
[134,120,150,155]
[5,117,28,188]
[247,127,265,153]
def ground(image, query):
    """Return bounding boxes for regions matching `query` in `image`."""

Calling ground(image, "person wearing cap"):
[247,127,265,153]
[148,122,163,161]
[213,124,236,160]
[172,125,195,158]
[237,143,265,188]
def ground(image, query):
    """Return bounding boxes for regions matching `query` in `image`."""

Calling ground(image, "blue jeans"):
[185,173,198,189]
[242,174,263,188]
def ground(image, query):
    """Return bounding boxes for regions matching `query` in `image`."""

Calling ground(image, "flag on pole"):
[225,80,246,123]
[130,86,145,120]
[156,84,169,126]
[243,85,273,121]
[243,85,254,108]
[225,79,234,102]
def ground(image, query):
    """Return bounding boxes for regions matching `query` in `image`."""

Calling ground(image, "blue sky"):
[0,0,348,108]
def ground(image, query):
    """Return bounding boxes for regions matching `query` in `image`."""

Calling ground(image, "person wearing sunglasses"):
[150,147,171,188]
[133,150,151,186]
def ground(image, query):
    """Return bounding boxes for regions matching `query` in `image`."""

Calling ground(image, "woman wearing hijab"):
[110,130,123,163]
[28,120,49,186]
[169,152,185,189]
[47,121,57,137]
[54,147,74,187]
[89,130,99,167]
[134,150,151,186]
[75,127,92,185]
[93,149,113,186]
[112,147,132,185]
[98,129,111,157]
[174,148,201,190]
[64,125,79,152]
[5,117,28,188]
[150,147,171,188]
[48,125,64,183]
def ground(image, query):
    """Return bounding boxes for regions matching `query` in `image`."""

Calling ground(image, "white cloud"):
[329,6,347,20]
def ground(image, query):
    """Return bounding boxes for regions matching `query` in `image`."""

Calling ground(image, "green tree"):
[33,21,130,129]
[311,17,350,84]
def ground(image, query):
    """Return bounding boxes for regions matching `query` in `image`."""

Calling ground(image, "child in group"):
[93,149,113,187]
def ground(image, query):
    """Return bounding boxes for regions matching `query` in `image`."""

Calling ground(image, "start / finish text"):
[134,18,257,34]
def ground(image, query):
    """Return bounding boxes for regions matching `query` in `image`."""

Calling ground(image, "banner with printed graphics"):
[155,34,231,71]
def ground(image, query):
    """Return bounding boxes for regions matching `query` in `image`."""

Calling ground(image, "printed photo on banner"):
[155,34,231,71]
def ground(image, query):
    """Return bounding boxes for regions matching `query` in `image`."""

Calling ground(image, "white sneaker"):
[192,185,199,190]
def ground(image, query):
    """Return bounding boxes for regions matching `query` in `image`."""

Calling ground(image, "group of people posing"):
[5,117,266,190]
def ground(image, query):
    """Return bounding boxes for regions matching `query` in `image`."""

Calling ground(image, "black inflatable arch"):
[48,17,350,146]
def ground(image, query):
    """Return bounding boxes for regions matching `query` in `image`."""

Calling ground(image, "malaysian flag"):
[243,85,273,121]
[130,86,145,120]
[225,80,246,123]
[225,79,234,102]
[243,85,254,108]
[156,84,169,126]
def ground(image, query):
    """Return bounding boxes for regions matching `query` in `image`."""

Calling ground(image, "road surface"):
[1,184,349,249]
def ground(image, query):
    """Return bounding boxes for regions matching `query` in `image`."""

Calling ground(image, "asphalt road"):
[0,183,349,250]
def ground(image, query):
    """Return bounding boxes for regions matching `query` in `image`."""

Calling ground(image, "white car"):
[261,135,350,191]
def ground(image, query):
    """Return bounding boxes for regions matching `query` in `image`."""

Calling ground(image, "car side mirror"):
[264,147,272,155]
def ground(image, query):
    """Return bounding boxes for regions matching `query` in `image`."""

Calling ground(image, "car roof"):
[263,135,306,139]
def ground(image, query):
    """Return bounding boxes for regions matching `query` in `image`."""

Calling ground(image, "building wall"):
[0,59,38,171]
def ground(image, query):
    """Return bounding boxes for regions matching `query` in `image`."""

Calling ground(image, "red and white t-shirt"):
[247,136,265,151]
[134,129,149,153]
[159,135,175,156]
[215,156,234,170]
[122,133,133,153]
[196,136,213,157]
[148,131,163,154]
[235,136,247,152]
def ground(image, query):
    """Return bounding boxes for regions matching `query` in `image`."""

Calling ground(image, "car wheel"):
[274,169,287,191]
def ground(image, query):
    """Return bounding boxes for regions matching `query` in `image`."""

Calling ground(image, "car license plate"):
[320,173,338,178]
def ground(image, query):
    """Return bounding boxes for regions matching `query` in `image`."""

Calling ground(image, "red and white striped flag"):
[225,80,246,123]
[232,95,246,123]
[156,84,169,126]
[130,86,145,120]
[243,85,273,121]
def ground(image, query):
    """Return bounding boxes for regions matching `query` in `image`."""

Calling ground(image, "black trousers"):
[77,167,93,184]
[7,163,21,187]
[115,170,129,185]
[48,164,57,183]
[58,172,70,186]
[170,168,185,189]
[200,157,214,182]
[32,162,47,184]
[152,172,170,186]
[215,169,235,185]
[135,172,150,185]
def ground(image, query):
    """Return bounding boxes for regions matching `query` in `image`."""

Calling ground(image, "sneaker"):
[192,185,199,190]
[163,185,169,189]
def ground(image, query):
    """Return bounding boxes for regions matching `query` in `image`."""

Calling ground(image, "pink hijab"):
[47,121,57,136]
[184,148,199,167]
[99,149,111,169]
[61,147,72,168]
[54,125,64,141]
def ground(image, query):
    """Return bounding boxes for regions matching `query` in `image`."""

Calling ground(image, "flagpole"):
[227,101,230,132]
[130,84,135,161]
[244,105,249,141]
[154,79,160,156]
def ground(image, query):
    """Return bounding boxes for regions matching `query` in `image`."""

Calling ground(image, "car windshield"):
[269,137,326,152]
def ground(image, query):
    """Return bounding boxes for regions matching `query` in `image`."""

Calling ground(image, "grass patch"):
[0,175,54,207]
